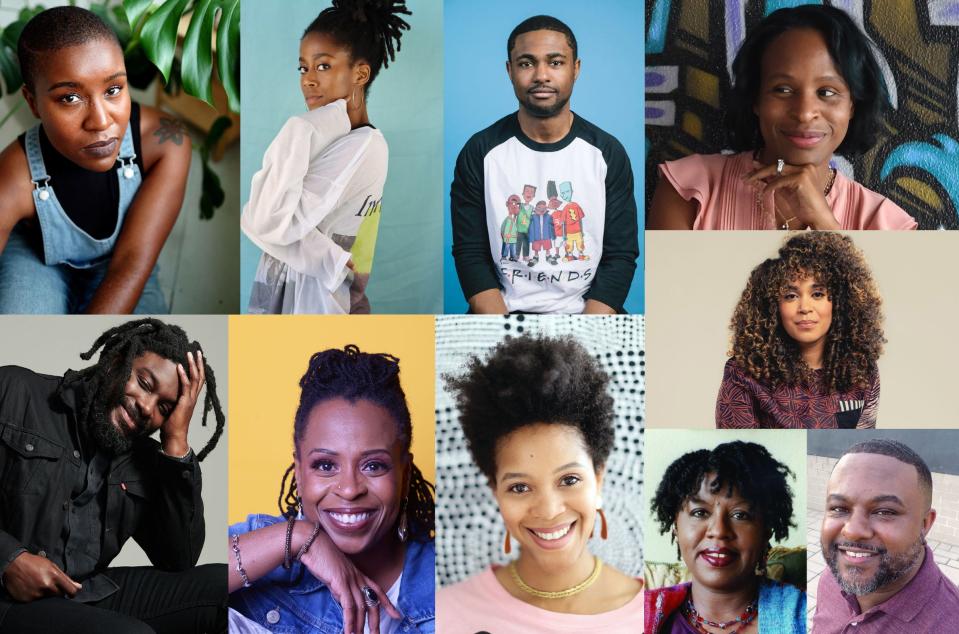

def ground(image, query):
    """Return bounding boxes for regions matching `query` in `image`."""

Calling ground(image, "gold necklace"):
[508,557,603,599]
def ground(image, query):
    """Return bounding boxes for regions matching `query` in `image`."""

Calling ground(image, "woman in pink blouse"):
[716,232,884,429]
[648,5,917,230]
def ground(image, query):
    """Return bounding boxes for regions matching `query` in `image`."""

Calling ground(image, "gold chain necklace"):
[508,557,603,599]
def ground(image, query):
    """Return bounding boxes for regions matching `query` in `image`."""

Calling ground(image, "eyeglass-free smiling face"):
[674,476,767,593]
[821,453,935,601]
[492,423,603,574]
[754,28,854,169]
[294,398,409,555]
[22,38,130,172]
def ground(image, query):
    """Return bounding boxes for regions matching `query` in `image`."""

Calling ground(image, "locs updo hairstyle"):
[651,441,795,546]
[278,345,435,541]
[303,0,411,97]
[727,5,887,156]
[729,232,884,393]
[445,334,615,485]
[58,318,226,461]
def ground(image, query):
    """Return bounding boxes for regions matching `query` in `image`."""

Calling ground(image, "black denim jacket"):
[0,366,204,620]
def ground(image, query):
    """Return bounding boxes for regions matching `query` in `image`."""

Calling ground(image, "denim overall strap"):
[25,120,142,269]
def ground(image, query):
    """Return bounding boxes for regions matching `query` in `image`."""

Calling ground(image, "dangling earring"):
[397,497,409,543]
[504,531,512,554]
[349,87,356,105]
[591,497,608,540]
[296,496,304,519]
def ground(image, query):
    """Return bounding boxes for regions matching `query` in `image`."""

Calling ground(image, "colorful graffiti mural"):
[645,0,959,228]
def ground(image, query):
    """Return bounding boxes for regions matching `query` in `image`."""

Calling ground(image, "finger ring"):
[776,158,785,175]
[361,585,379,607]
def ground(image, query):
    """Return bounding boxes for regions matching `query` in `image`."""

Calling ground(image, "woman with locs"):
[228,346,435,634]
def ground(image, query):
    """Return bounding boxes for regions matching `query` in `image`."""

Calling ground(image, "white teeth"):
[532,525,571,541]
[843,550,874,559]
[708,553,729,558]
[329,512,371,524]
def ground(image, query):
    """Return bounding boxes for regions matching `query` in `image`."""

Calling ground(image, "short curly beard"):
[825,536,925,596]
[83,369,142,456]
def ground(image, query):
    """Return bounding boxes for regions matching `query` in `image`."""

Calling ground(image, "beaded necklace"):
[680,595,757,633]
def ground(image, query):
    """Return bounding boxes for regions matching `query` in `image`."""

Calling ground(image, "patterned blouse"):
[715,359,879,429]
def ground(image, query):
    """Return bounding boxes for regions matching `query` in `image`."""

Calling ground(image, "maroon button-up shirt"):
[812,545,959,633]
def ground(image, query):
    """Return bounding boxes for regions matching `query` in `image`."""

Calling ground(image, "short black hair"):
[842,439,933,506]
[727,5,887,157]
[18,6,121,92]
[651,441,795,543]
[303,0,411,97]
[507,15,578,61]
[445,334,614,485]
[59,318,225,462]
[278,345,434,541]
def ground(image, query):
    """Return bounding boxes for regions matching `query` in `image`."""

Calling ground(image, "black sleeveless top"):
[17,102,145,240]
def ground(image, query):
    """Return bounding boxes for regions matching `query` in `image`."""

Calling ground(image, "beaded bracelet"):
[231,534,252,588]
[296,522,322,562]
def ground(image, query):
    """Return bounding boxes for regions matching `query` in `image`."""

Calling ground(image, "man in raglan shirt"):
[450,15,638,314]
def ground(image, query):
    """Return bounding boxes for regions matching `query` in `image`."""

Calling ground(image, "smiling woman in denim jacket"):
[228,346,435,634]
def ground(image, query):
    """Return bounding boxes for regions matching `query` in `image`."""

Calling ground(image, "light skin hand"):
[742,161,840,230]
[160,350,204,457]
[2,552,82,602]
[298,527,400,634]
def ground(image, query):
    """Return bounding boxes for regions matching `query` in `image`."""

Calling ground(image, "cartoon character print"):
[526,199,555,267]
[500,194,521,262]
[547,180,565,265]
[517,184,535,262]
[559,180,588,261]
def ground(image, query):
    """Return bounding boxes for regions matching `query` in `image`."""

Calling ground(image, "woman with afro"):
[242,0,411,314]
[716,232,884,428]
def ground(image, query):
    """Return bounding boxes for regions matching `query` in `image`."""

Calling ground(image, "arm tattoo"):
[153,117,188,146]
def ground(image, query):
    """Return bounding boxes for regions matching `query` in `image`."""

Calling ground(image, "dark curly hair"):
[727,5,887,157]
[729,232,884,392]
[304,0,411,97]
[445,334,614,485]
[651,441,795,543]
[278,345,434,541]
[58,318,225,462]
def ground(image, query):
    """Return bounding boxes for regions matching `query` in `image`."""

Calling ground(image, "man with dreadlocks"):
[0,319,227,633]
[242,0,412,314]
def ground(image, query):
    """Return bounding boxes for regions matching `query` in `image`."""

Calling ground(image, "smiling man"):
[450,15,638,315]
[0,319,227,633]
[814,439,959,633]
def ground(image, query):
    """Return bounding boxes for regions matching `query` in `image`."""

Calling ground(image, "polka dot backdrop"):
[434,315,645,587]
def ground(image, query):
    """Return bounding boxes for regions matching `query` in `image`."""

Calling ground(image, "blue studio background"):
[240,0,443,313]
[443,0,645,314]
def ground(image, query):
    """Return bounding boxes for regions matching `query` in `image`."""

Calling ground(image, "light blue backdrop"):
[443,0,645,314]
[240,0,443,313]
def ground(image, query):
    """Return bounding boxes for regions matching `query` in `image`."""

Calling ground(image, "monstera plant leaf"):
[0,7,43,96]
[125,0,240,112]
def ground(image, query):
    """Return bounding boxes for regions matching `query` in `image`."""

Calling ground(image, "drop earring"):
[504,531,512,554]
[397,497,409,542]
[591,497,608,540]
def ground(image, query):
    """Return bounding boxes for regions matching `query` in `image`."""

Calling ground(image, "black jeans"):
[0,564,226,634]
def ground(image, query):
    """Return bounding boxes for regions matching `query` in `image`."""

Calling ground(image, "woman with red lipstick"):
[228,346,435,634]
[647,5,917,230]
[0,6,191,313]
[716,232,884,429]
[646,441,805,633]
[241,0,411,314]
[437,334,644,633]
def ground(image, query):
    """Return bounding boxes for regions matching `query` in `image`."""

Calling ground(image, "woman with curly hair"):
[242,0,411,313]
[716,232,884,429]
[437,335,643,632]
[648,4,917,230]
[645,441,805,633]
[228,346,435,634]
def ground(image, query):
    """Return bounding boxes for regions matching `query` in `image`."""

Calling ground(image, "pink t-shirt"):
[659,152,918,230]
[436,566,644,633]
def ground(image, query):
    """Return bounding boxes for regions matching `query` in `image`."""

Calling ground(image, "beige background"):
[0,315,228,565]
[646,231,959,428]
[645,429,807,563]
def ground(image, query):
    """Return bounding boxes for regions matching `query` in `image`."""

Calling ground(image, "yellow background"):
[228,315,436,524]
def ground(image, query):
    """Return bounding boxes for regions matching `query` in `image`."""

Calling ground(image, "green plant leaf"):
[139,0,191,84]
[0,46,21,95]
[181,0,217,106]
[91,3,132,44]
[217,0,239,112]
[122,0,157,32]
